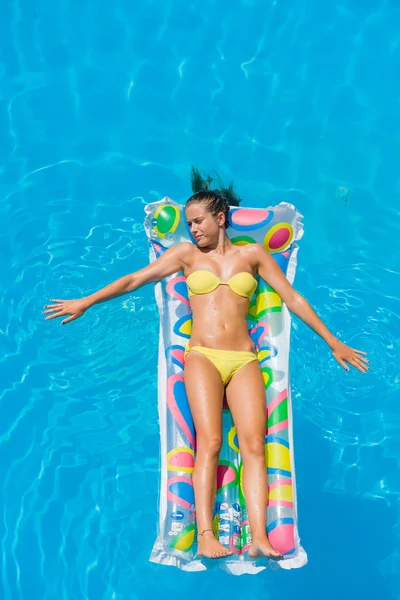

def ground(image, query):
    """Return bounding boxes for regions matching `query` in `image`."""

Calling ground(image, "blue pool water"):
[1,0,399,598]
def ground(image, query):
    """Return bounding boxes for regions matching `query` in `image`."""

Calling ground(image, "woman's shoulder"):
[238,242,263,259]
[176,242,197,264]
[237,243,266,271]
[177,241,195,253]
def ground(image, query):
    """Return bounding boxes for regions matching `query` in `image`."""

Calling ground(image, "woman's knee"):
[239,433,265,458]
[196,433,223,457]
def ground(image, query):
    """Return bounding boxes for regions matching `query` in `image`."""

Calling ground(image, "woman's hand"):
[330,339,369,373]
[43,298,90,325]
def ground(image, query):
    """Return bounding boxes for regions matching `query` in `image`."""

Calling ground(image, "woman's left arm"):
[252,245,369,374]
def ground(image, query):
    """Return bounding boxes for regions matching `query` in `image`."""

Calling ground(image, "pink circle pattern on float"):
[267,518,295,555]
[167,447,195,473]
[229,208,274,231]
[263,222,293,253]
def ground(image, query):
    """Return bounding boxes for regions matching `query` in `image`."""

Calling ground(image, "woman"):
[43,169,369,561]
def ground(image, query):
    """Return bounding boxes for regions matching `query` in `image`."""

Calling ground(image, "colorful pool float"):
[145,198,307,575]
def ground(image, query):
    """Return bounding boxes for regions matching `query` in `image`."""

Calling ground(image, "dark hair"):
[185,166,242,229]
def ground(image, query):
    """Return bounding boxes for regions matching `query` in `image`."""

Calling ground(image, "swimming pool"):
[1,0,399,598]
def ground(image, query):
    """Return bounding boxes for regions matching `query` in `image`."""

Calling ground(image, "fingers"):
[62,314,81,325]
[337,357,369,374]
[337,357,350,372]
[43,307,63,315]
[354,355,368,365]
[354,354,369,366]
[50,299,65,302]
[352,351,369,372]
[344,354,369,373]
[44,312,80,324]
[334,345,370,374]
[352,358,369,373]
[44,311,64,321]
[43,303,63,315]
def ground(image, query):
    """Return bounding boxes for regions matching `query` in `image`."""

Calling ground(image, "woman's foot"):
[248,537,283,560]
[197,530,233,559]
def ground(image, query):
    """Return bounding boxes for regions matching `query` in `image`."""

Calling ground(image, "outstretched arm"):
[251,244,369,373]
[43,243,190,325]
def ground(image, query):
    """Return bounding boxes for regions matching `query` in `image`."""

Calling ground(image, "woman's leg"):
[225,360,283,559]
[184,350,233,558]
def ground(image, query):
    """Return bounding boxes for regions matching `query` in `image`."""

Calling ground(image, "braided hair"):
[185,166,242,229]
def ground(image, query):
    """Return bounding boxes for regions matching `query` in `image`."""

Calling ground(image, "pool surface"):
[1,0,399,598]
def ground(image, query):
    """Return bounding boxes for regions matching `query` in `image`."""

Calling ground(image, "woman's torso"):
[183,244,257,352]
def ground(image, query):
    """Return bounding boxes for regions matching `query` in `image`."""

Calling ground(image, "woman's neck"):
[202,231,233,255]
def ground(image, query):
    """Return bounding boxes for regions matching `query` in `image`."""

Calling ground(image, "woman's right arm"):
[43,243,190,324]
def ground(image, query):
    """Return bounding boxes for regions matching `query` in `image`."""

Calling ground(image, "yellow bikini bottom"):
[184,344,259,386]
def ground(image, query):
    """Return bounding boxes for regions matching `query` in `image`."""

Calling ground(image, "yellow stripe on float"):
[265,442,291,471]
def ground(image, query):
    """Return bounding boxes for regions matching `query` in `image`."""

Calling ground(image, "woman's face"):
[185,202,224,247]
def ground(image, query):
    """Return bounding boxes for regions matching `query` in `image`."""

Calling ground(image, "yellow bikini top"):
[186,269,257,300]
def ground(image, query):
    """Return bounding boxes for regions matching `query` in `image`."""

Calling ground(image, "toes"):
[211,550,230,558]
[202,544,232,559]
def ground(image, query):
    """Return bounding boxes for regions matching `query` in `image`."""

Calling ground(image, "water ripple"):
[1,0,400,597]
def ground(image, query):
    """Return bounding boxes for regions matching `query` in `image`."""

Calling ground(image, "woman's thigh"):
[184,351,225,441]
[225,360,266,446]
